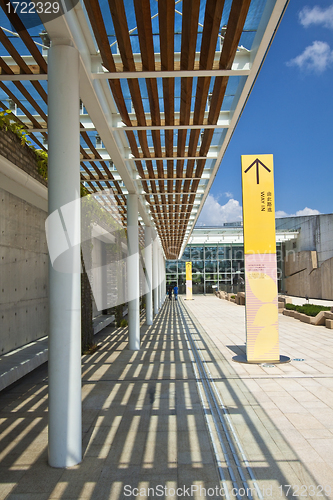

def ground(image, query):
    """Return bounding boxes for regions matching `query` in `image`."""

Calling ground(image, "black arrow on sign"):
[244,158,271,184]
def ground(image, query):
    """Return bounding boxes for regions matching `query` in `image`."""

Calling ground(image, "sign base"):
[232,355,290,364]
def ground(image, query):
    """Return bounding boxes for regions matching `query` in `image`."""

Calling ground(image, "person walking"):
[168,286,172,300]
[173,285,178,301]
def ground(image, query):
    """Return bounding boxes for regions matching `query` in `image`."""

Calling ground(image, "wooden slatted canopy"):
[0,0,289,259]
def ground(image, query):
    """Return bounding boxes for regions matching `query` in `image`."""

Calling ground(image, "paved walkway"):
[0,296,332,499]
[0,313,125,392]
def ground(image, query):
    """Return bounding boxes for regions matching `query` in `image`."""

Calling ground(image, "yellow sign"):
[186,262,192,300]
[241,155,279,363]
[241,155,276,254]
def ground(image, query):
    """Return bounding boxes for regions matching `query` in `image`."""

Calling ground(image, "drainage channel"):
[177,299,263,500]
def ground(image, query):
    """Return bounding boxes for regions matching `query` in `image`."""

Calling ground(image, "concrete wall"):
[285,250,333,300]
[0,129,49,355]
[277,214,333,267]
[277,214,333,300]
[0,187,48,355]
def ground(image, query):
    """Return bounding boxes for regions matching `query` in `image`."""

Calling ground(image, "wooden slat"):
[108,0,166,223]
[0,59,48,122]
[0,0,47,73]
[80,131,125,206]
[133,0,166,211]
[180,0,226,236]
[181,0,225,214]
[0,81,46,131]
[158,0,175,237]
[108,0,146,126]
[83,0,131,126]
[195,0,252,182]
[176,0,200,229]
[208,0,251,125]
[0,29,48,103]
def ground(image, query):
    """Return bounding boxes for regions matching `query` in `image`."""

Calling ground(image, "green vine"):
[34,149,48,179]
[0,110,90,196]
[0,111,120,224]
[0,109,49,180]
[0,109,31,146]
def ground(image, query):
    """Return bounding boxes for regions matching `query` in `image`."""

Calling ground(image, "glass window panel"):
[232,247,244,260]
[193,282,204,293]
[192,260,204,271]
[166,274,177,281]
[219,260,231,272]
[191,246,204,260]
[178,261,185,272]
[192,273,204,284]
[205,260,218,272]
[205,273,218,281]
[205,281,218,294]
[218,246,231,259]
[232,261,244,272]
[204,246,217,260]
[219,273,232,282]
[166,261,178,274]
[182,247,191,260]
[177,276,187,286]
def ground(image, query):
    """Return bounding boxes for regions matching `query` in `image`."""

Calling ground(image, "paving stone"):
[2,297,333,500]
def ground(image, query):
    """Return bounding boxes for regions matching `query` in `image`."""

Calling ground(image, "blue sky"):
[198,1,333,225]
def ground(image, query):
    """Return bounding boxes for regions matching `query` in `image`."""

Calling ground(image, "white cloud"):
[197,195,242,225]
[197,195,321,225]
[276,207,321,218]
[299,5,333,29]
[295,207,321,216]
[224,191,233,198]
[287,40,333,73]
[275,210,288,218]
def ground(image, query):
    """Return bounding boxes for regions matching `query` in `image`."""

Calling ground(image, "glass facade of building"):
[166,242,283,294]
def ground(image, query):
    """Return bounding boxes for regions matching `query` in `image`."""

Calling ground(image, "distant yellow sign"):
[241,154,279,363]
[186,262,192,300]
[241,155,276,254]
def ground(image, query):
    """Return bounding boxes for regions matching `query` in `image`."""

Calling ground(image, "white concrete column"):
[158,247,162,308]
[48,44,81,468]
[144,226,153,325]
[153,236,159,315]
[127,194,140,350]
[162,256,166,303]
[160,251,165,305]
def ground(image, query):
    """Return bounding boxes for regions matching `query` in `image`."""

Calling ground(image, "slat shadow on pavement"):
[0,297,332,499]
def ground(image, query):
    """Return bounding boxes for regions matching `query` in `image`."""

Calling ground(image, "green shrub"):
[296,304,330,317]
[286,302,330,316]
[230,295,235,299]
[120,319,128,327]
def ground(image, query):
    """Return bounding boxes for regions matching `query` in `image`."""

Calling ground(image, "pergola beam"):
[40,5,152,227]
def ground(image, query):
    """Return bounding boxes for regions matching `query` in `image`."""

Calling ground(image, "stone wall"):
[0,128,47,187]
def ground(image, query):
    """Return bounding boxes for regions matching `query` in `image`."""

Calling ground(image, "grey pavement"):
[0,296,332,499]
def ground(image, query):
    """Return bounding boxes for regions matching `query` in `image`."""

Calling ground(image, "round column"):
[144,226,153,325]
[127,194,140,350]
[153,236,159,315]
[48,43,82,468]
[158,246,162,308]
